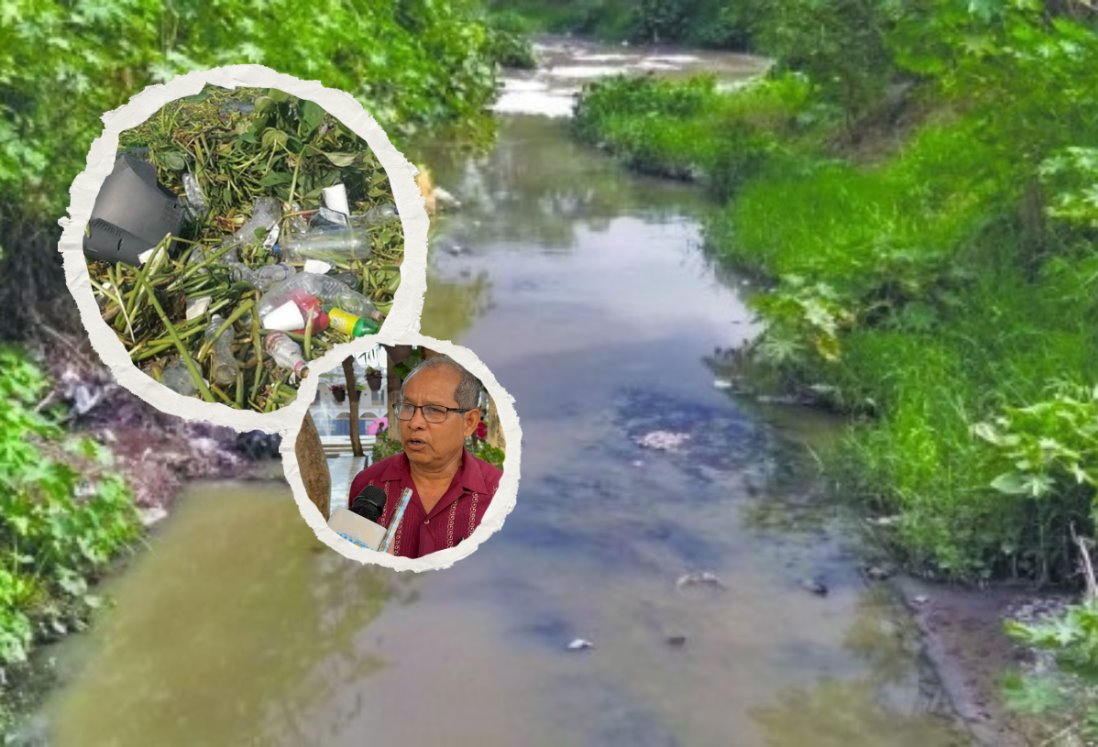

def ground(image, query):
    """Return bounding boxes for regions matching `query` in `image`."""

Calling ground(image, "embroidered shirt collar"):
[379,449,489,493]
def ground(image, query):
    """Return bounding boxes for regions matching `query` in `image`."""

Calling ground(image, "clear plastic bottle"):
[205,314,240,386]
[264,332,308,377]
[275,204,398,263]
[276,227,369,262]
[219,197,282,261]
[160,359,199,396]
[226,261,294,292]
[257,272,382,323]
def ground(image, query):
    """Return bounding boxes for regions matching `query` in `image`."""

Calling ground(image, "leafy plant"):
[1004,601,1098,742]
[973,383,1098,507]
[0,348,139,671]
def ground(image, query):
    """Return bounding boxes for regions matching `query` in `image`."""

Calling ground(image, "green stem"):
[137,272,214,402]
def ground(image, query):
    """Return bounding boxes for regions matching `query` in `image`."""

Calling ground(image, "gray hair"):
[401,354,483,410]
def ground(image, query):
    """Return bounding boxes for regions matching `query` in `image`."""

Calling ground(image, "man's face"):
[399,366,479,472]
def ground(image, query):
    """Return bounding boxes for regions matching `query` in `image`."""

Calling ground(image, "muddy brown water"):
[24,42,975,746]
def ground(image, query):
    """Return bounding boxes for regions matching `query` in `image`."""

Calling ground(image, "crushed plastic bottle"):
[265,332,307,377]
[325,270,361,291]
[182,172,209,220]
[360,203,399,226]
[205,314,240,386]
[220,196,282,261]
[226,261,294,292]
[257,272,382,324]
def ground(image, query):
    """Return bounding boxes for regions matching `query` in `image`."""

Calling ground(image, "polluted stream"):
[26,40,972,746]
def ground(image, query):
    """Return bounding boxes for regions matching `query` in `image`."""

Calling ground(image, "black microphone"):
[328,484,389,550]
[351,485,387,523]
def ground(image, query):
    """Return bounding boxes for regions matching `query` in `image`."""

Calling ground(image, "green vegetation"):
[0,349,139,705]
[575,0,1098,585]
[1004,599,1098,739]
[574,73,814,198]
[575,3,1098,736]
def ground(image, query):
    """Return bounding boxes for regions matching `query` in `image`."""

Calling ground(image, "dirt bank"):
[894,576,1074,746]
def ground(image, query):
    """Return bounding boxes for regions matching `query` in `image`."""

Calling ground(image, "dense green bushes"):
[573,2,1098,586]
[574,73,813,198]
[567,0,1098,734]
[0,349,139,670]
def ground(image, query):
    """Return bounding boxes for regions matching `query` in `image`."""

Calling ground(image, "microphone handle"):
[379,488,413,553]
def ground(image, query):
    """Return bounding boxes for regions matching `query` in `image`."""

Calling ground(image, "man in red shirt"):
[348,354,502,558]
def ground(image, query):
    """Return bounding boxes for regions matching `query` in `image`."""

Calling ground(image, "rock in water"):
[801,577,828,596]
[666,635,687,647]
[566,638,594,651]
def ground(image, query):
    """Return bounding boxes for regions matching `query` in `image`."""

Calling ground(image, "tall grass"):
[575,67,1098,583]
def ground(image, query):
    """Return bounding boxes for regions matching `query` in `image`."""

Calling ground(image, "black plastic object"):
[83,154,185,266]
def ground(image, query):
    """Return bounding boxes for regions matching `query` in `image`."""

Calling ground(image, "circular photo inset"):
[288,340,519,569]
[61,67,427,427]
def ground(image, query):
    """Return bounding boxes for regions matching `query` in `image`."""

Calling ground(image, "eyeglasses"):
[396,401,472,424]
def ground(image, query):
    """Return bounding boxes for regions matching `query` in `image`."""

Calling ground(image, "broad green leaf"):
[989,471,1029,494]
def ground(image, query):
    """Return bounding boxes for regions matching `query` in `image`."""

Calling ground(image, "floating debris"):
[566,638,594,651]
[801,577,829,596]
[676,571,725,590]
[864,565,893,581]
[637,430,691,452]
[665,634,687,647]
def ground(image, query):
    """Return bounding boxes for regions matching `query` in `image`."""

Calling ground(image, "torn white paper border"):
[57,64,428,432]
[279,332,523,572]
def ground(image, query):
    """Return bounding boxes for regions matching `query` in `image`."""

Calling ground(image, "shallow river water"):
[27,41,973,746]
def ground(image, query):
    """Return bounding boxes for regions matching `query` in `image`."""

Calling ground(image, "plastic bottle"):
[265,332,308,377]
[274,204,398,263]
[328,308,380,337]
[160,359,199,396]
[257,272,383,324]
[182,172,209,220]
[205,314,240,386]
[276,227,369,263]
[220,197,282,261]
[226,261,294,292]
[359,203,399,226]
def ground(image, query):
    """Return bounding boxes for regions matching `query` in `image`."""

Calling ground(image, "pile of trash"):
[84,86,403,412]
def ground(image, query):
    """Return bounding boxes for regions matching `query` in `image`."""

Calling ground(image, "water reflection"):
[34,482,409,746]
[420,115,712,254]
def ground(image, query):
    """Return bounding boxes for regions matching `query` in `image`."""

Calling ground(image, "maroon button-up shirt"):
[348,449,502,559]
